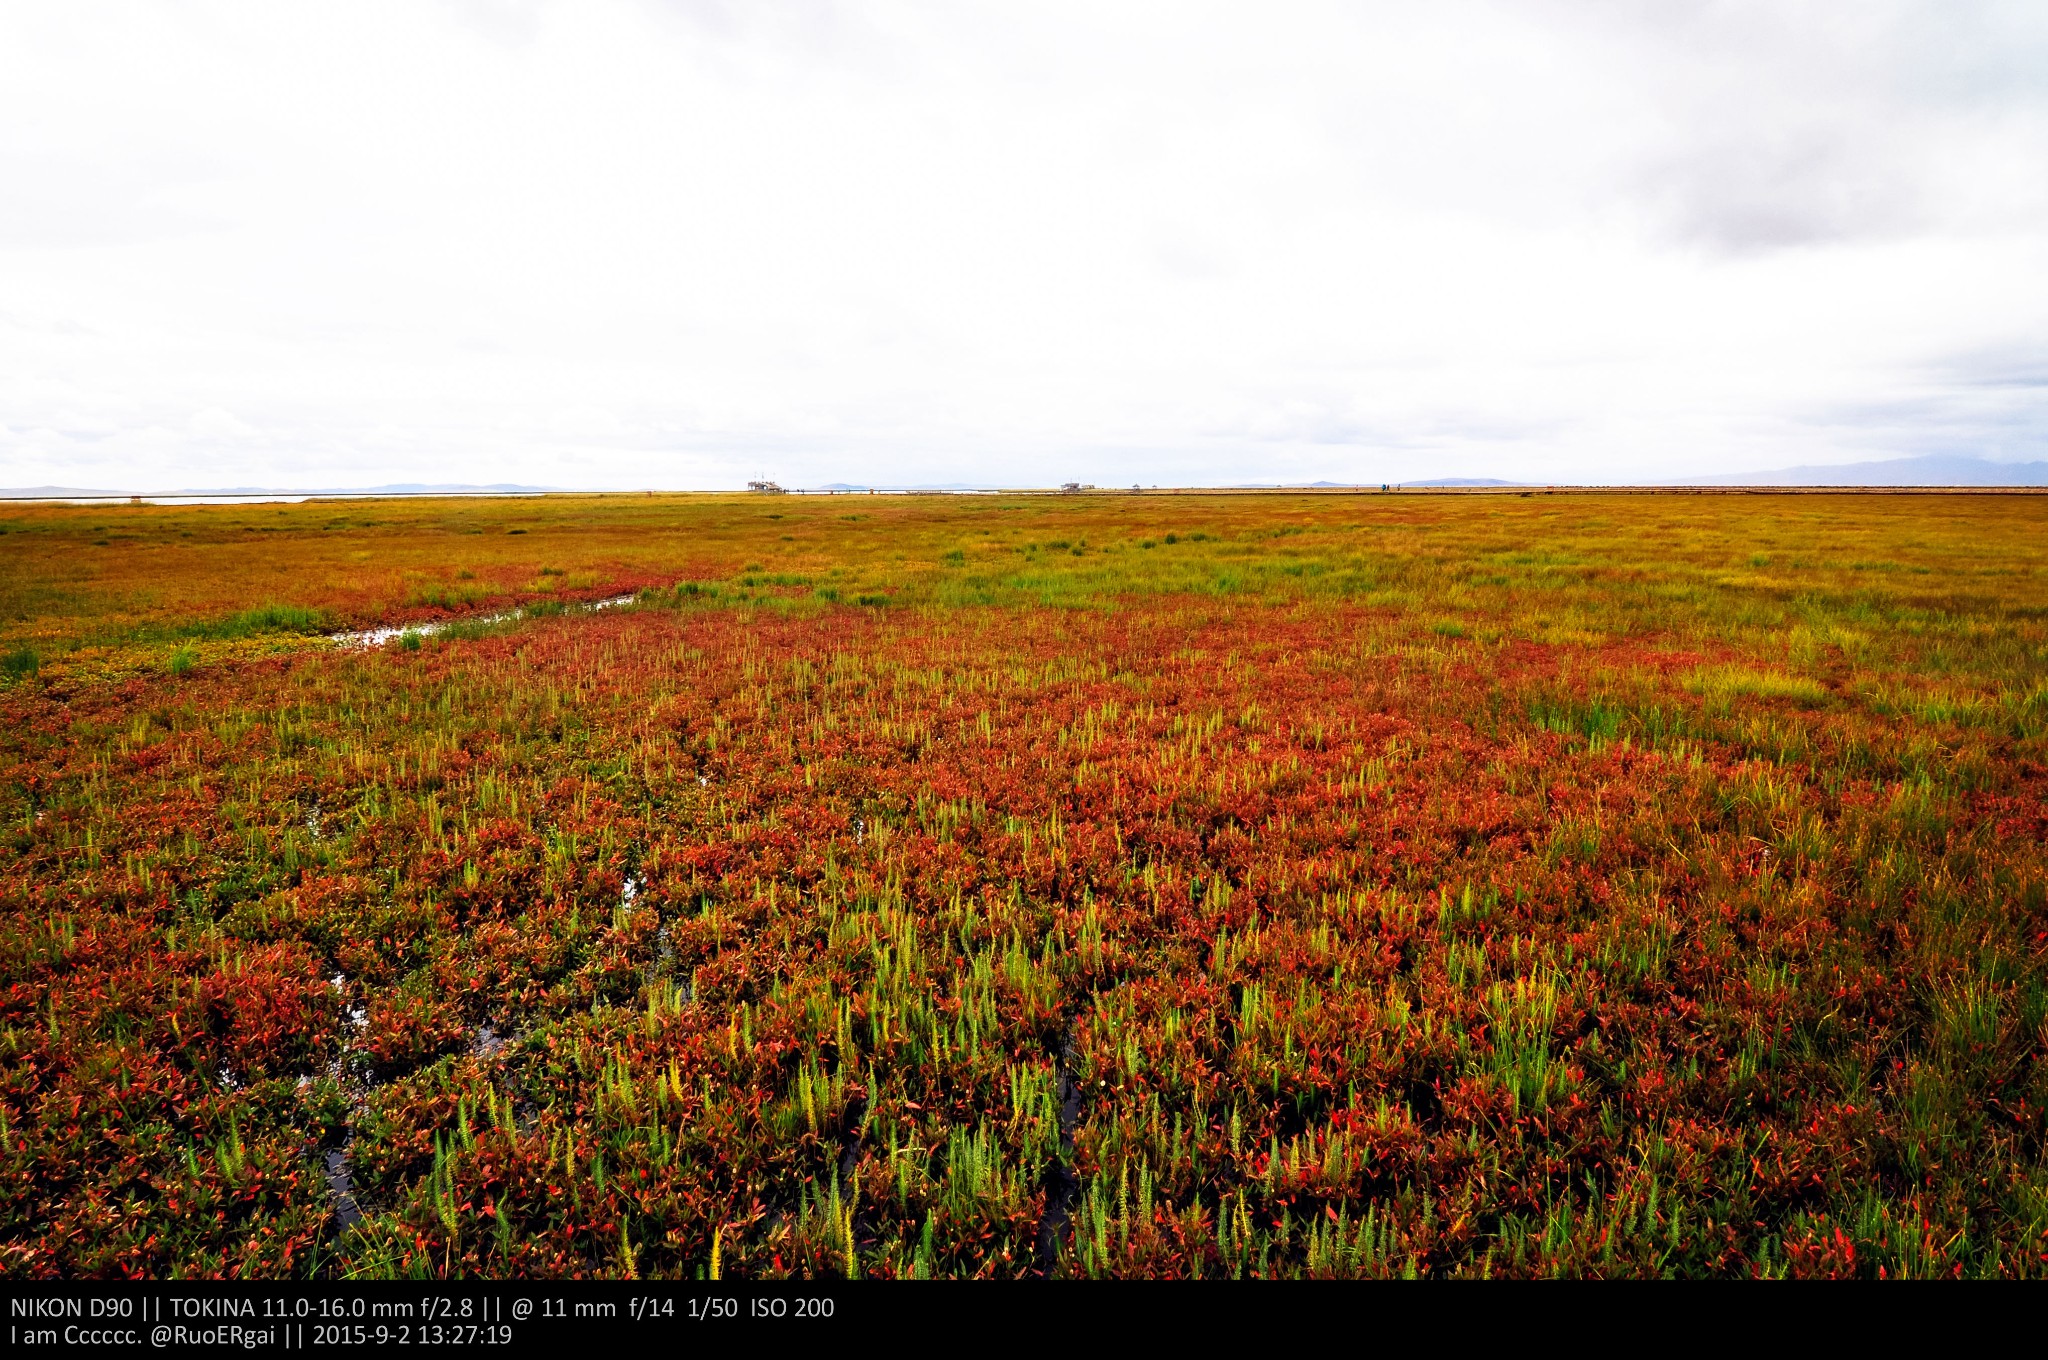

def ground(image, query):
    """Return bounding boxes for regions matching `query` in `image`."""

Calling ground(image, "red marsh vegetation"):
[3,491,2046,1278]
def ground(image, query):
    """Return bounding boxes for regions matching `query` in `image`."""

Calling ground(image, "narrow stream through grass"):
[323,971,370,1233]
[1034,1018,1083,1274]
[330,593,637,649]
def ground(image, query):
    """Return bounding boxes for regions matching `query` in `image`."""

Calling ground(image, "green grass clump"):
[1684,665,1828,708]
[185,603,333,641]
[431,617,518,645]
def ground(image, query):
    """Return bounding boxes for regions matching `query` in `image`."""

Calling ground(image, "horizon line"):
[8,483,2048,504]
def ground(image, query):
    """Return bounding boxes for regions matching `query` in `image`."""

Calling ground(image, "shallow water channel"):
[329,593,637,649]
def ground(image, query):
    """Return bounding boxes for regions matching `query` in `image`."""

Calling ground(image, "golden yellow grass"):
[5,491,2044,712]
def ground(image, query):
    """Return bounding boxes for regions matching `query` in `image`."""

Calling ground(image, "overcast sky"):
[3,2,2045,490]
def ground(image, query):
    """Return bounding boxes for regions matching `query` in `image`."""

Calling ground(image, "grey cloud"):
[1635,129,1928,252]
[1940,346,2048,391]
[1550,1,2048,252]
[1793,357,2048,462]
[2,2,2043,489]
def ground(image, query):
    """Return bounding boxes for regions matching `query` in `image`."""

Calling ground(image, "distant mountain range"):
[1669,455,2048,487]
[1399,457,2048,489]
[815,460,2048,491]
[5,457,2045,500]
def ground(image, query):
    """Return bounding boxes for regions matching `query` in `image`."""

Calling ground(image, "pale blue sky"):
[3,1,2046,490]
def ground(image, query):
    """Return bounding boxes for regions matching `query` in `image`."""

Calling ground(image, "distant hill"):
[1670,455,2048,487]
[1366,459,2048,488]
[0,485,127,499]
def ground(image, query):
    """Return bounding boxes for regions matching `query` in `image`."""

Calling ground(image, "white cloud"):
[0,0,2044,490]
[189,407,259,439]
